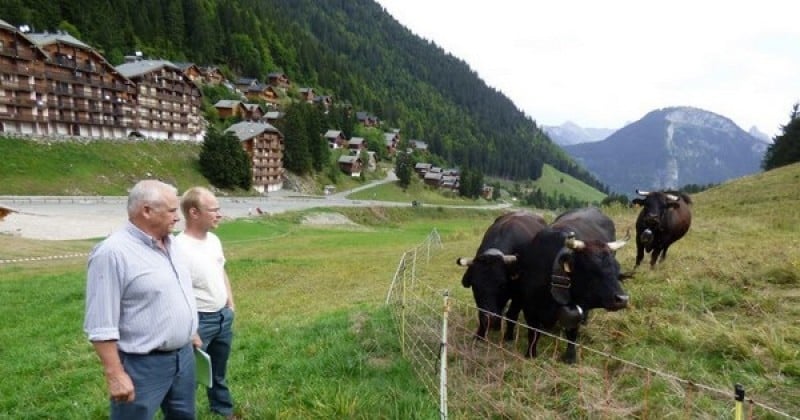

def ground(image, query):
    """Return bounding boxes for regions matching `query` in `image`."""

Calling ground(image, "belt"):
[147,347,180,355]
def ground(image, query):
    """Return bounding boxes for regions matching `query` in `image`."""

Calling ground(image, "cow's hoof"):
[560,354,577,364]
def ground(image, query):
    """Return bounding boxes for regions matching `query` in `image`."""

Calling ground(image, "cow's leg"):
[649,246,660,268]
[475,312,490,340]
[659,245,670,263]
[526,329,540,358]
[503,300,521,341]
[561,327,579,364]
[635,243,645,268]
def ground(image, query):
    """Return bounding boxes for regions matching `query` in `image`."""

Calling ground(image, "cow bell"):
[557,305,584,329]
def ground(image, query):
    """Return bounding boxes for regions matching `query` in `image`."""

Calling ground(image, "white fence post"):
[439,290,450,420]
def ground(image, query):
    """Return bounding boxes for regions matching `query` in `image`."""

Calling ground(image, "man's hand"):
[192,333,203,348]
[106,370,135,403]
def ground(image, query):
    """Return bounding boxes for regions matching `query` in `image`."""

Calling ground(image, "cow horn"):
[635,189,651,196]
[502,255,518,264]
[607,240,627,251]
[565,237,585,250]
[666,193,679,201]
[456,257,473,266]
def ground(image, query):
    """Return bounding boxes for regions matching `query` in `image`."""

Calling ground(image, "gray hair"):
[127,180,177,217]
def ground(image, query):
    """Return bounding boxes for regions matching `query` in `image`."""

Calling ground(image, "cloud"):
[376,0,800,137]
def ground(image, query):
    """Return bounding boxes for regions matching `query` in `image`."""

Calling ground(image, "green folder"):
[194,348,212,388]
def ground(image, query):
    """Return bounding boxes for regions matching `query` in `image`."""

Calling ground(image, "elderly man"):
[84,179,199,419]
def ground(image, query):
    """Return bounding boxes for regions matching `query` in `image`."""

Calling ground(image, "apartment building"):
[0,19,203,141]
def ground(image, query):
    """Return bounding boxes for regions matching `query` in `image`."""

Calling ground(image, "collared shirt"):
[84,221,198,354]
[174,231,228,312]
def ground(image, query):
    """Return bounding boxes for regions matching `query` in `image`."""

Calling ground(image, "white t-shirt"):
[175,231,228,312]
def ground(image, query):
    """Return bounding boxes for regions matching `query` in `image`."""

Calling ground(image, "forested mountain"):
[0,0,606,192]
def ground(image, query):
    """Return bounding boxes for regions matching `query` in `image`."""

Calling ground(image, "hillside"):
[1,0,606,191]
[0,135,606,203]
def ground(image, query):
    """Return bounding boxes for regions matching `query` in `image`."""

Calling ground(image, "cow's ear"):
[631,198,645,207]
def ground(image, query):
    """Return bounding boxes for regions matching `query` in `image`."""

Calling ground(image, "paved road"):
[0,171,510,240]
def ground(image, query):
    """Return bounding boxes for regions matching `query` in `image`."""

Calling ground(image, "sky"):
[374,0,800,138]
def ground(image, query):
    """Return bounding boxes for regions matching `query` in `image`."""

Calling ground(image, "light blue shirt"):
[84,221,198,354]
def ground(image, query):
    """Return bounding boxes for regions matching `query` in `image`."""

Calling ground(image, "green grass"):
[346,176,491,206]
[2,162,799,417]
[0,136,210,195]
[489,163,608,204]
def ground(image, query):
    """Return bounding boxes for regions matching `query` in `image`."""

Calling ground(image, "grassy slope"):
[0,137,606,203]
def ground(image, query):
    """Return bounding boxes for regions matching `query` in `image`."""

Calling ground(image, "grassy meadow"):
[1,163,799,418]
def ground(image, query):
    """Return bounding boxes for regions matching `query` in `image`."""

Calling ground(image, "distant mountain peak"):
[543,122,617,146]
[562,106,766,195]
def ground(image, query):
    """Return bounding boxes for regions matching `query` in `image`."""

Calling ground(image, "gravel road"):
[0,172,510,240]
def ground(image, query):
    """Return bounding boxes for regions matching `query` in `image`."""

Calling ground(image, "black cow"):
[632,189,692,268]
[457,211,547,340]
[515,207,629,363]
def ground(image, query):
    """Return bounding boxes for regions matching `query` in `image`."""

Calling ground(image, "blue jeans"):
[112,344,195,420]
[198,306,235,416]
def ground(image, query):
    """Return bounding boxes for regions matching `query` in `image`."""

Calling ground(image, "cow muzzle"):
[608,294,629,311]
[640,228,654,244]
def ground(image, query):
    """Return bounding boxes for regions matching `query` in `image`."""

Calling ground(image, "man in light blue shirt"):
[84,179,199,419]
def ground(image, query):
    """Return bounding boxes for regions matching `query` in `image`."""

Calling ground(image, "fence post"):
[400,254,408,357]
[439,290,450,420]
[734,384,744,420]
[385,252,407,304]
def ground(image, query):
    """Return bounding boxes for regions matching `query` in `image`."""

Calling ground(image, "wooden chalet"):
[313,95,332,111]
[174,62,202,83]
[324,129,347,149]
[347,136,366,153]
[200,66,225,85]
[337,155,362,177]
[414,162,432,177]
[213,99,246,119]
[297,87,314,103]
[410,139,428,152]
[264,110,285,125]
[244,83,281,105]
[234,77,258,93]
[267,72,290,88]
[242,103,265,121]
[384,131,399,156]
[356,111,379,127]
[225,121,284,193]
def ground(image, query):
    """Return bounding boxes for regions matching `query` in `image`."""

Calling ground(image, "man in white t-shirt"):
[176,187,238,420]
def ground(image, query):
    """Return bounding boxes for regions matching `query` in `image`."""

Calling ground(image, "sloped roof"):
[324,129,343,139]
[225,121,282,141]
[116,59,179,78]
[26,31,91,50]
[213,100,241,109]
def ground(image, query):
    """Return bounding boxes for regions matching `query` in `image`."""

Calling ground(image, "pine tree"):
[395,150,413,189]
[199,128,252,190]
[763,103,800,170]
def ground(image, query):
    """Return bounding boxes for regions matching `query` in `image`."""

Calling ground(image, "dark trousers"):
[112,344,195,420]
[198,306,235,416]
